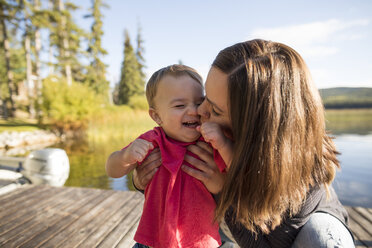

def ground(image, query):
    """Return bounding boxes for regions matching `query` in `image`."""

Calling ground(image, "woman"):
[133,39,354,247]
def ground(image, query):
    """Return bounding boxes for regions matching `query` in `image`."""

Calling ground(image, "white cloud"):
[303,46,339,57]
[248,19,369,58]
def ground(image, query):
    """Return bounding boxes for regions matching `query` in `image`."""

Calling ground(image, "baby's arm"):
[105,139,154,178]
[198,122,233,169]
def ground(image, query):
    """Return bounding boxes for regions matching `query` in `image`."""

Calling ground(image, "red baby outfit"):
[129,127,226,248]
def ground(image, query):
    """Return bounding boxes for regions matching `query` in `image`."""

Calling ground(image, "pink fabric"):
[128,127,226,248]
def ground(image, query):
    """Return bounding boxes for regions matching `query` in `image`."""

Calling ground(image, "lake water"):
[55,110,372,208]
[332,134,372,207]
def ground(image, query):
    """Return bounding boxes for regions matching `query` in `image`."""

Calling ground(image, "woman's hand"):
[182,141,226,194]
[133,148,161,191]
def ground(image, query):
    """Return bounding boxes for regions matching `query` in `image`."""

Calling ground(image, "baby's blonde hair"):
[146,64,203,108]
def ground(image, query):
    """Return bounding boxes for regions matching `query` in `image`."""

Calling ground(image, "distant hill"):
[319,87,372,109]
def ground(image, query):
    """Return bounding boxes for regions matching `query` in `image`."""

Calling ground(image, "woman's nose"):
[197,100,210,119]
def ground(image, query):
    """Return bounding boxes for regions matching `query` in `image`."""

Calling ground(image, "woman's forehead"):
[205,67,229,111]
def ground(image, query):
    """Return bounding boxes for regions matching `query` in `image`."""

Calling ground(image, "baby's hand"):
[198,122,228,150]
[124,139,154,165]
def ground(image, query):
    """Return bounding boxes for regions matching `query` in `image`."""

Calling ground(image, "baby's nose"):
[187,105,198,115]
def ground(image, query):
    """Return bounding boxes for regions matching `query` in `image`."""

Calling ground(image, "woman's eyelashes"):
[212,107,221,116]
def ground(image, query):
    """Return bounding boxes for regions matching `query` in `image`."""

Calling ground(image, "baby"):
[106,64,232,248]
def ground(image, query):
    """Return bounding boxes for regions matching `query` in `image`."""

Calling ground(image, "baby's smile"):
[182,120,200,128]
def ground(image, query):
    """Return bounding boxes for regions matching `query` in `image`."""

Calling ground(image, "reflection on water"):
[332,134,372,207]
[52,135,136,191]
[52,109,372,208]
[325,109,372,207]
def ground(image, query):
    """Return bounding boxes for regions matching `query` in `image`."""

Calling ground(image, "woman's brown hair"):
[214,39,340,233]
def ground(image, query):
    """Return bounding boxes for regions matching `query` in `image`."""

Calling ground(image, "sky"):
[75,0,372,89]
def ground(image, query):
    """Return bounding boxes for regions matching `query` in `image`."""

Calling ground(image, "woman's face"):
[198,67,232,131]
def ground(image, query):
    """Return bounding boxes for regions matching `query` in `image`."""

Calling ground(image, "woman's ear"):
[149,108,162,125]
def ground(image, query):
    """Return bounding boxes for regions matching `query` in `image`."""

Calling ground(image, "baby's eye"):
[174,104,185,108]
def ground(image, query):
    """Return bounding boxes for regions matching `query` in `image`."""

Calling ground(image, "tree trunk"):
[0,4,15,118]
[58,0,72,86]
[25,32,36,118]
[48,0,55,75]
[34,0,43,119]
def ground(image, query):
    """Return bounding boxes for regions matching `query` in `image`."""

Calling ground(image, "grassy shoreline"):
[1,107,371,136]
[325,108,372,135]
[0,118,41,133]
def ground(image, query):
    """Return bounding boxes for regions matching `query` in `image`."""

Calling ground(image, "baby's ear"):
[149,108,162,125]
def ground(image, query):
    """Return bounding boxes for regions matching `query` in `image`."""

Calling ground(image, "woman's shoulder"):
[223,185,348,247]
[289,184,348,226]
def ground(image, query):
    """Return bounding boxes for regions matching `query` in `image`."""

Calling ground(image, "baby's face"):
[151,75,204,143]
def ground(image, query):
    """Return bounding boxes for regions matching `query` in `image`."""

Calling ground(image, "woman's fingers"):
[141,157,161,176]
[142,148,161,164]
[184,142,226,194]
[196,141,214,154]
[184,154,213,175]
[187,143,215,165]
[133,169,145,190]
[144,165,159,181]
[134,148,161,190]
[182,154,226,194]
[181,164,207,181]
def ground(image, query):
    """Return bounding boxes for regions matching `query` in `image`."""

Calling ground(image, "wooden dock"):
[0,185,144,247]
[0,185,371,248]
[345,206,372,248]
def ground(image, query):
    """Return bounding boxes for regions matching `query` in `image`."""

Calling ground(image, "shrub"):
[41,76,102,135]
[128,95,148,110]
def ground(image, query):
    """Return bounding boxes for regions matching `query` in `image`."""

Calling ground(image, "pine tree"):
[136,21,146,89]
[24,6,35,117]
[118,30,142,105]
[0,0,23,118]
[23,0,58,118]
[85,0,108,96]
[48,0,85,84]
[57,0,72,85]
[33,0,43,119]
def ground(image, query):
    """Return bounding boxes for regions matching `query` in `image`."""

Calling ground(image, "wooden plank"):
[0,187,100,247]
[0,185,66,223]
[367,208,372,215]
[81,192,143,248]
[17,188,114,248]
[0,184,44,204]
[54,191,140,248]
[0,191,79,246]
[97,194,144,248]
[0,186,74,236]
[354,207,372,224]
[354,241,370,248]
[116,220,139,248]
[0,185,49,212]
[0,188,82,246]
[0,184,32,201]
[347,209,372,248]
[32,188,116,248]
[348,207,372,236]
[5,186,372,248]
[3,188,96,246]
